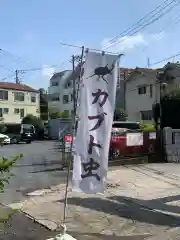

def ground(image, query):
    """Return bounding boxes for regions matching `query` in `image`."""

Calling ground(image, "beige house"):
[125,63,180,122]
[0,82,40,124]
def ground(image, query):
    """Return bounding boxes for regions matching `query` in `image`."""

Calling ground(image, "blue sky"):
[1,0,180,89]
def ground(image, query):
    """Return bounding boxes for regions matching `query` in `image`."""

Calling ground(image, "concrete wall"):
[48,118,72,139]
[164,127,180,163]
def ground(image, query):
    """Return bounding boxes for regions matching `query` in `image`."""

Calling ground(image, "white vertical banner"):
[72,51,119,194]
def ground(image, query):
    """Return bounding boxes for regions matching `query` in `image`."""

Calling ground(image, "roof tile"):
[0,82,38,92]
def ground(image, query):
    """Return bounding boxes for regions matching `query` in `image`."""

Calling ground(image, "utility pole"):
[72,55,76,118]
[147,57,150,68]
[15,70,19,84]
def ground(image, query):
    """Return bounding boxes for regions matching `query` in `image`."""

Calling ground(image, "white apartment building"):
[125,63,180,122]
[48,66,133,116]
[0,82,40,123]
[48,70,79,116]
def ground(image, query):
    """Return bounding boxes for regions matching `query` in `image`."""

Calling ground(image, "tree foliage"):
[22,114,44,139]
[0,142,23,228]
[0,153,23,192]
[49,111,70,119]
[22,114,44,129]
[153,89,180,129]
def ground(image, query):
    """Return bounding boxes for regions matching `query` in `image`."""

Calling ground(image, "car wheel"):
[11,137,19,144]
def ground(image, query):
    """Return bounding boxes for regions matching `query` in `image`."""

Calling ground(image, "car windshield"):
[112,122,140,130]
[111,122,141,136]
[22,124,34,133]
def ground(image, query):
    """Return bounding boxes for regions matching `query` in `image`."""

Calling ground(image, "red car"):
[109,121,156,159]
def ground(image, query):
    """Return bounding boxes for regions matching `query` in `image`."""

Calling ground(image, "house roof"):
[0,82,38,92]
[125,67,158,81]
[50,70,71,80]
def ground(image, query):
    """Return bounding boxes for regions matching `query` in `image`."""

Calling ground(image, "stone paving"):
[8,165,180,239]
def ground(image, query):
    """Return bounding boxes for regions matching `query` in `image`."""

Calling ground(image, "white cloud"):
[41,65,56,78]
[101,32,166,53]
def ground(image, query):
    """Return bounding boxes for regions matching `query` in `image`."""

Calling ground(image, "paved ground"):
[0,141,68,205]
[2,143,180,239]
[0,204,57,240]
[7,163,180,239]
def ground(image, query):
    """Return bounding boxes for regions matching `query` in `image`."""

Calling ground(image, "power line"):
[104,0,180,50]
[0,48,35,68]
[59,42,119,54]
[0,65,14,73]
[104,0,178,49]
[150,52,180,66]
[0,73,15,82]
[105,0,171,45]
[139,9,180,62]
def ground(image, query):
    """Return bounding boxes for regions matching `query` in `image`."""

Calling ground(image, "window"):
[14,108,20,114]
[51,81,59,86]
[20,109,24,118]
[51,94,60,101]
[3,108,9,114]
[64,81,72,89]
[141,110,152,121]
[71,94,73,102]
[138,86,146,95]
[0,108,2,117]
[150,84,153,98]
[0,90,8,100]
[63,95,69,104]
[14,92,24,101]
[31,94,36,103]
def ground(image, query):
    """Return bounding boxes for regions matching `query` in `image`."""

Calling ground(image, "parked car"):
[0,123,35,144]
[109,121,156,160]
[0,133,11,145]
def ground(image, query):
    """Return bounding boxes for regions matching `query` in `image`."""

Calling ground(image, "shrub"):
[0,151,23,229]
[140,123,156,132]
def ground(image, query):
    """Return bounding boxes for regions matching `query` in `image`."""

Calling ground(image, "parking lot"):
[0,140,68,205]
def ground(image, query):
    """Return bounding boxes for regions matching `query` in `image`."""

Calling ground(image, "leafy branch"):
[0,138,23,230]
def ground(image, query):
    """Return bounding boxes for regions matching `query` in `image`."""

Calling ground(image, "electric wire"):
[105,0,172,45]
[150,52,180,66]
[0,73,16,82]
[0,48,35,68]
[104,0,180,50]
[138,8,180,64]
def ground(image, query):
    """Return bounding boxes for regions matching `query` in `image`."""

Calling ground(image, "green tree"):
[49,111,62,119]
[38,88,46,95]
[39,88,48,121]
[22,114,44,139]
[60,111,69,118]
[22,114,43,129]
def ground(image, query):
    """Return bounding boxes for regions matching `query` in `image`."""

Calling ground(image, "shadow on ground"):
[59,194,180,228]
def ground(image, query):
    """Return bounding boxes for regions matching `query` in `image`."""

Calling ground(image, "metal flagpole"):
[55,47,85,239]
[62,54,75,224]
[50,48,84,240]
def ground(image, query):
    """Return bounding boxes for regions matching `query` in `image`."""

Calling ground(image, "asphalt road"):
[0,140,68,205]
